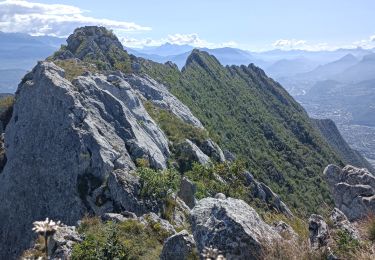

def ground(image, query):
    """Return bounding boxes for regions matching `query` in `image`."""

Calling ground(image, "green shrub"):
[137,167,180,200]
[72,218,164,260]
[335,230,360,254]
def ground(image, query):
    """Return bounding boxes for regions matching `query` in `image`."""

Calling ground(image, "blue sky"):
[1,0,375,50]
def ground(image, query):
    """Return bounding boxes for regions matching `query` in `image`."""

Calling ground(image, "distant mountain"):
[127,46,266,68]
[296,54,358,81]
[334,53,375,83]
[0,32,65,93]
[264,57,320,78]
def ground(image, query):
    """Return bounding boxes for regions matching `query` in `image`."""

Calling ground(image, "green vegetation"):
[72,217,166,260]
[334,230,361,255]
[140,49,343,215]
[185,161,247,200]
[137,167,180,200]
[54,59,98,81]
[144,101,208,144]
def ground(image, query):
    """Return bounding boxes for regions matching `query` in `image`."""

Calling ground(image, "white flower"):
[32,218,61,235]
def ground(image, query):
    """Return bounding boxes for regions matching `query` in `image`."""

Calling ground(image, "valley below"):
[299,99,375,168]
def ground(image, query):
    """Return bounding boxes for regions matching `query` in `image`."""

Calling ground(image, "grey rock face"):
[308,214,329,249]
[48,225,82,260]
[330,208,359,239]
[101,213,128,223]
[272,221,298,241]
[191,197,280,259]
[176,139,211,165]
[199,139,225,162]
[0,61,170,258]
[160,230,197,260]
[248,177,293,218]
[139,212,176,237]
[324,164,375,220]
[107,169,159,216]
[178,177,197,209]
[123,74,203,128]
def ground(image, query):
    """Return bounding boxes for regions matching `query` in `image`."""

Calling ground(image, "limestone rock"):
[214,193,226,200]
[139,212,176,237]
[0,61,170,258]
[308,214,329,249]
[123,74,203,128]
[191,197,280,259]
[101,213,128,223]
[178,177,196,209]
[107,169,159,216]
[48,225,82,260]
[252,180,293,218]
[324,164,375,220]
[223,150,236,162]
[329,208,359,239]
[160,230,197,260]
[273,221,298,241]
[199,139,225,162]
[176,139,211,166]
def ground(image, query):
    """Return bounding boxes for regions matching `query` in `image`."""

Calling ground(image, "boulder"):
[272,221,298,241]
[101,213,128,223]
[329,208,359,239]
[160,230,197,260]
[308,214,329,249]
[199,139,225,162]
[324,164,375,220]
[139,212,176,237]
[107,169,159,216]
[252,181,293,218]
[178,177,197,209]
[48,225,82,260]
[191,197,280,259]
[176,139,211,166]
[171,197,191,230]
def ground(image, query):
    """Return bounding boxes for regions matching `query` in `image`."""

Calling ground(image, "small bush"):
[334,230,360,255]
[137,167,180,200]
[72,218,165,260]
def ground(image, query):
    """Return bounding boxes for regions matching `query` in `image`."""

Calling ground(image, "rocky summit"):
[0,26,374,259]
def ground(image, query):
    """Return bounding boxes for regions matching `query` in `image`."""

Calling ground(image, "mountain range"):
[1,26,374,259]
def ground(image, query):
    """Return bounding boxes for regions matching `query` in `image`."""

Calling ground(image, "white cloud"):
[273,39,307,49]
[121,33,238,49]
[0,0,151,37]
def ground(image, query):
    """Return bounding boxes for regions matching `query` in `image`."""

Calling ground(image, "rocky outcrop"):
[139,212,176,237]
[178,177,196,209]
[175,139,211,166]
[244,171,293,217]
[124,74,203,128]
[190,197,280,259]
[199,139,225,162]
[0,61,171,258]
[308,214,329,249]
[272,221,298,241]
[324,164,375,220]
[330,208,359,239]
[48,225,82,260]
[160,230,197,260]
[107,169,159,215]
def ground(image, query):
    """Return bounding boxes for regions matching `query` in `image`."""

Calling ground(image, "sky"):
[1,0,375,51]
